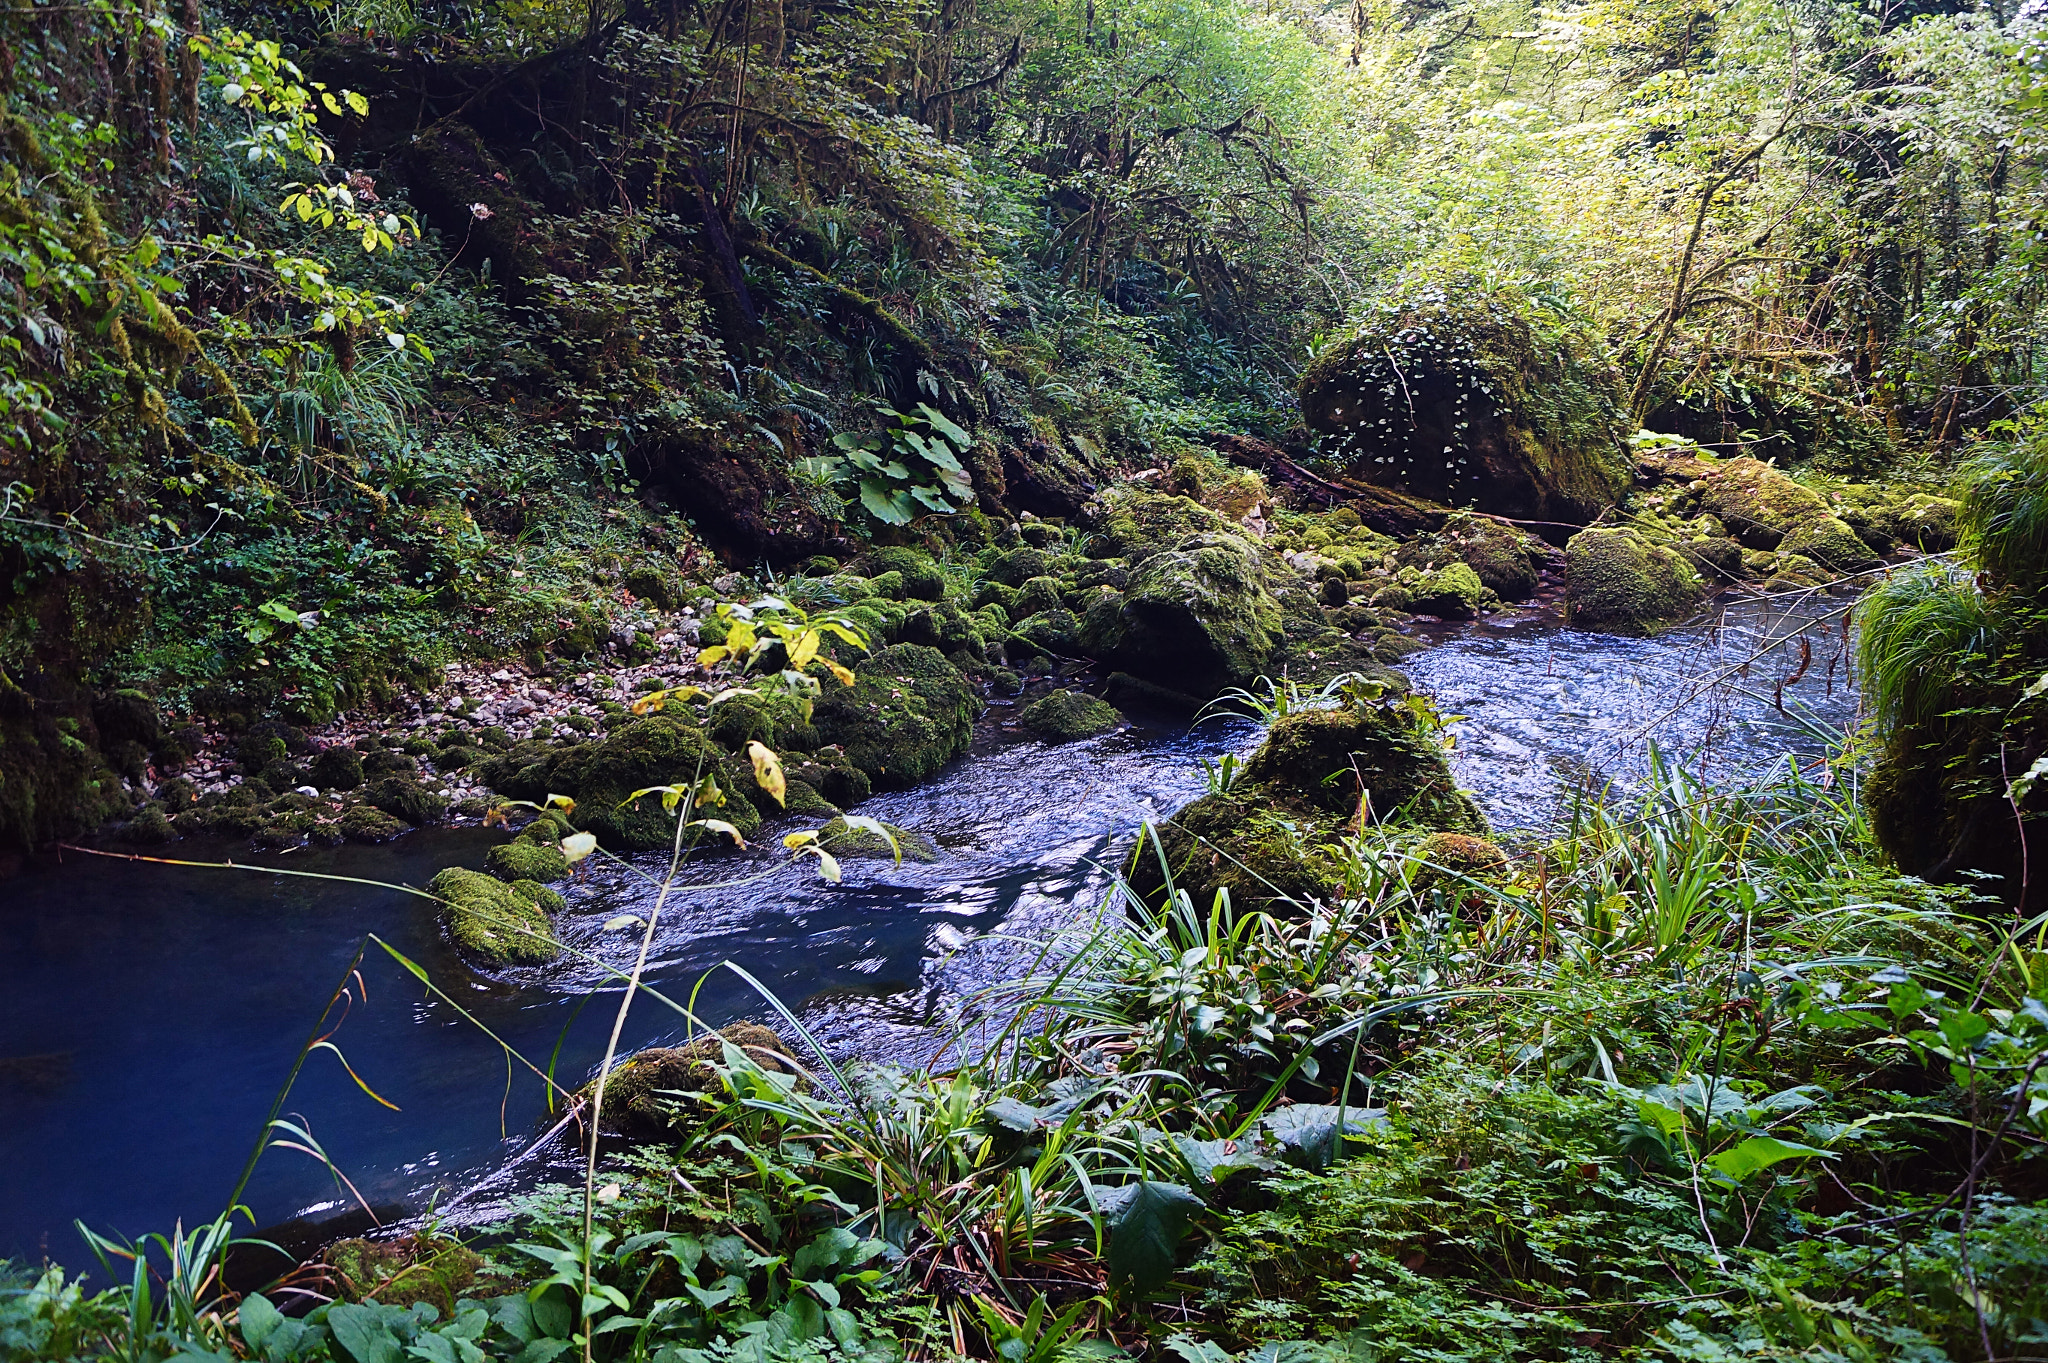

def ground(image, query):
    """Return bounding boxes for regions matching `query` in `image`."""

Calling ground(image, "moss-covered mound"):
[1020,690,1122,742]
[810,644,980,787]
[476,715,758,850]
[596,1023,799,1138]
[1131,698,1483,913]
[1298,284,1631,522]
[1389,513,1546,602]
[1409,830,1510,889]
[1077,491,1287,694]
[430,866,564,965]
[485,839,569,883]
[1563,528,1702,635]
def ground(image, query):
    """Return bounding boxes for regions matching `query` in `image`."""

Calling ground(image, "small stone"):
[491,668,515,682]
[295,785,321,797]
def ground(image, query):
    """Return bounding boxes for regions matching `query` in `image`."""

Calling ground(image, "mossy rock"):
[1371,561,1491,619]
[258,757,307,791]
[817,816,940,862]
[810,644,979,788]
[1297,282,1630,522]
[476,716,758,850]
[122,806,175,844]
[985,545,1053,586]
[1563,528,1702,635]
[1009,607,1084,657]
[367,775,449,827]
[323,1237,485,1314]
[402,737,438,758]
[1389,513,1543,601]
[900,599,989,658]
[1020,689,1122,742]
[1409,831,1510,889]
[861,547,947,601]
[1778,514,1879,573]
[1078,492,1285,695]
[364,749,419,776]
[1694,457,1830,549]
[1889,493,1961,551]
[253,811,316,850]
[339,804,405,843]
[1131,700,1483,914]
[485,839,570,883]
[235,732,290,771]
[1762,554,1832,594]
[430,867,563,965]
[1679,536,1746,583]
[1013,575,1064,619]
[311,746,365,791]
[781,778,840,818]
[866,570,907,600]
[597,1024,800,1139]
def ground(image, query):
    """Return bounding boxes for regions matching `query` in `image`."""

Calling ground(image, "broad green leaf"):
[1100,1179,1203,1291]
[915,402,973,448]
[1706,1135,1836,1181]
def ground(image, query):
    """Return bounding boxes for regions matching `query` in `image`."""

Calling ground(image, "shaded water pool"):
[0,591,1860,1262]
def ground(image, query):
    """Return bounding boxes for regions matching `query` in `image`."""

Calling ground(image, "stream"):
[0,591,1861,1264]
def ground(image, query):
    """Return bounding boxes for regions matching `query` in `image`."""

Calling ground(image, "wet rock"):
[811,644,979,788]
[429,866,563,965]
[366,775,449,827]
[1563,528,1702,634]
[1691,457,1829,550]
[1020,690,1122,742]
[485,839,570,883]
[1778,514,1879,573]
[1389,512,1545,601]
[339,805,405,843]
[1130,696,1483,913]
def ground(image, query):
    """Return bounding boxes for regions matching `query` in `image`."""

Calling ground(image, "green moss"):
[1563,528,1701,635]
[1020,689,1122,741]
[1694,457,1830,549]
[1013,576,1064,619]
[323,1238,485,1313]
[817,816,940,862]
[338,803,404,842]
[597,1024,798,1139]
[985,545,1053,585]
[430,866,562,965]
[1297,281,1630,521]
[1891,493,1961,551]
[1131,700,1482,913]
[485,839,570,882]
[866,570,907,600]
[1390,513,1543,601]
[1009,607,1084,656]
[476,715,757,850]
[310,746,364,791]
[810,644,980,787]
[900,599,989,658]
[366,775,449,827]
[781,778,839,817]
[1778,514,1878,573]
[862,547,947,600]
[1410,830,1510,889]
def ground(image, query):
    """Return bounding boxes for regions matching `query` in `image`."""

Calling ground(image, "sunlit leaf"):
[560,832,598,862]
[747,741,787,808]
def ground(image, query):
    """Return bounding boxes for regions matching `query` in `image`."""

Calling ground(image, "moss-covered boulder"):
[1366,561,1491,618]
[1409,830,1510,890]
[367,775,449,827]
[1390,513,1545,601]
[323,1237,483,1315]
[310,746,364,791]
[476,715,759,850]
[1889,493,1961,551]
[810,644,979,787]
[859,547,947,601]
[1297,283,1631,522]
[1130,698,1483,913]
[485,839,570,883]
[1693,457,1830,550]
[1564,528,1702,634]
[596,1023,799,1139]
[339,804,405,843]
[430,867,563,965]
[1077,492,1287,694]
[1778,513,1879,573]
[1020,690,1122,742]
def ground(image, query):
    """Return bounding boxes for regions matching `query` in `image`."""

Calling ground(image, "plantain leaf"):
[1099,1179,1203,1291]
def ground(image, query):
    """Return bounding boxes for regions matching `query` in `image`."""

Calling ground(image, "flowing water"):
[0,590,1861,1263]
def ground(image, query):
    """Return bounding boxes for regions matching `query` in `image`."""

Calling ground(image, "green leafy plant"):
[824,404,976,526]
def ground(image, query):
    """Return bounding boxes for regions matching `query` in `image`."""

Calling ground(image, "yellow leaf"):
[824,660,856,687]
[747,741,787,808]
[690,818,746,848]
[698,644,731,667]
[560,832,598,862]
[815,850,842,884]
[783,830,819,848]
[726,621,759,656]
[789,630,821,670]
[546,793,577,814]
[630,689,667,715]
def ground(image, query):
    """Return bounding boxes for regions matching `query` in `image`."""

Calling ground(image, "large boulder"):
[1564,528,1702,635]
[1129,697,1483,914]
[1389,512,1546,601]
[1693,457,1832,549]
[1298,284,1631,522]
[810,643,980,787]
[1077,492,1287,695]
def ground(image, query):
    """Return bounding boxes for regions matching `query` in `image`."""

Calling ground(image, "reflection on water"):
[0,589,1863,1259]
